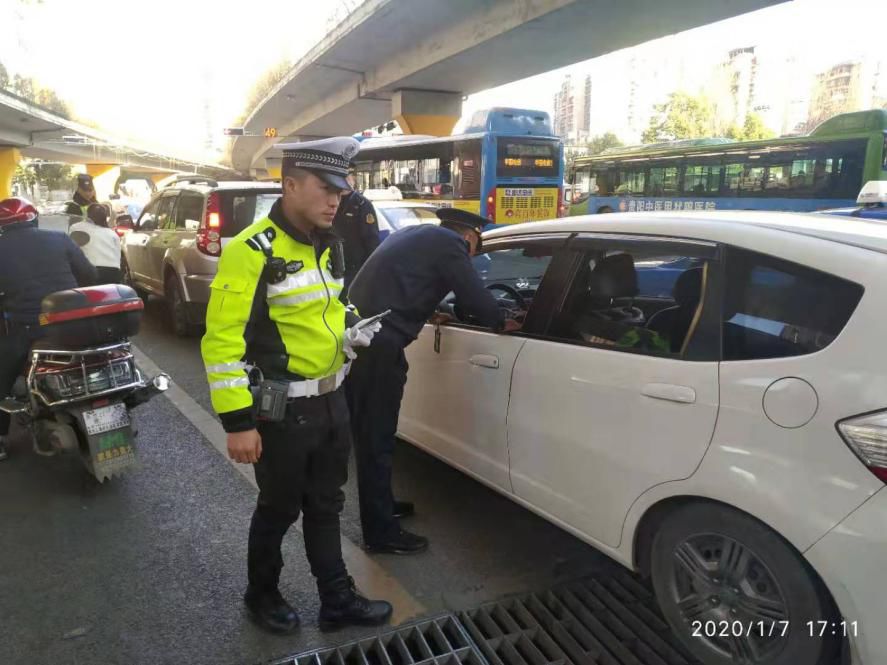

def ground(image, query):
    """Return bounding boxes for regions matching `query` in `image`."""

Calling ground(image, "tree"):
[0,61,9,90]
[587,132,623,155]
[12,161,73,199]
[724,112,775,141]
[642,92,716,143]
[12,73,34,100]
[35,88,71,119]
[233,59,292,126]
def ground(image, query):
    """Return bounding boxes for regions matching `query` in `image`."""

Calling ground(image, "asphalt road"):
[0,297,615,665]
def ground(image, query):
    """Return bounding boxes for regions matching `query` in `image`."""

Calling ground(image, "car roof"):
[170,181,281,194]
[484,210,887,255]
[373,201,439,209]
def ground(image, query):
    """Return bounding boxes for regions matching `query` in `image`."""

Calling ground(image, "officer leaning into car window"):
[64,173,98,217]
[331,163,380,299]
[200,137,392,635]
[346,208,522,555]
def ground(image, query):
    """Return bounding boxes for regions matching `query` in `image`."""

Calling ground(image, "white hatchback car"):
[398,211,887,665]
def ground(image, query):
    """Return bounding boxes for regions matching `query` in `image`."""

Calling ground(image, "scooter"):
[0,284,170,482]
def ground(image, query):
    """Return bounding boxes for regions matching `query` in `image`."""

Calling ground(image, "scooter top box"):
[39,284,143,346]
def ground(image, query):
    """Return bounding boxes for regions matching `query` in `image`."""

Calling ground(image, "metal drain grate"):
[268,615,487,665]
[459,572,702,665]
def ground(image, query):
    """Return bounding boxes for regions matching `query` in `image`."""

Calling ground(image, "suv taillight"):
[838,410,887,483]
[485,187,496,222]
[197,192,222,257]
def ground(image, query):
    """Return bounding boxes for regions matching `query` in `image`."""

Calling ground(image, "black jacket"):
[348,224,501,344]
[331,190,380,295]
[64,192,95,216]
[0,224,97,326]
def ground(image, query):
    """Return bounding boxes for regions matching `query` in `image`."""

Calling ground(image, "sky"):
[1,0,885,162]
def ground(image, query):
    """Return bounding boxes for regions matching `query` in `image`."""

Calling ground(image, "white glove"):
[343,320,382,360]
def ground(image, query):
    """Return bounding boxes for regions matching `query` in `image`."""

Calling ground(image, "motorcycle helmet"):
[0,197,39,232]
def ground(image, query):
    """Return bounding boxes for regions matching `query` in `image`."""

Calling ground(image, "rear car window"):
[378,206,438,231]
[723,247,863,360]
[221,191,280,237]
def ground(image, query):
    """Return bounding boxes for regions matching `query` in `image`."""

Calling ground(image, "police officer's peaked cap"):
[435,207,486,233]
[278,137,361,191]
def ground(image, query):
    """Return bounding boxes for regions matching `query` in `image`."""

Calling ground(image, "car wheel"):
[121,258,149,303]
[650,503,840,665]
[165,275,192,337]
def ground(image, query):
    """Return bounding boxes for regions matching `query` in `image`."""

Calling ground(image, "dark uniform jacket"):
[348,224,501,344]
[64,192,95,216]
[0,224,97,326]
[331,190,380,294]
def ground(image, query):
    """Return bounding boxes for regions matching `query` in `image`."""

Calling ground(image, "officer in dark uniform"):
[64,173,98,217]
[0,197,97,460]
[346,208,521,554]
[201,138,392,634]
[331,164,380,298]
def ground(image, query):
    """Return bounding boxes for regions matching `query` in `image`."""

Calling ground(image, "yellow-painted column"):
[149,172,175,185]
[85,164,121,201]
[394,114,459,136]
[392,90,462,136]
[265,166,282,180]
[0,148,22,199]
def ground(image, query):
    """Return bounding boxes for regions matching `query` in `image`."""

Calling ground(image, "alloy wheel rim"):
[669,533,789,663]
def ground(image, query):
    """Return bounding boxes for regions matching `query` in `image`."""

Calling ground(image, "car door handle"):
[641,383,696,404]
[469,354,499,369]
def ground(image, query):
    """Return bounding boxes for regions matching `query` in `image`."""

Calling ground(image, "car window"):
[155,194,178,231]
[548,245,712,357]
[443,243,557,329]
[723,248,863,360]
[227,193,279,237]
[378,206,438,231]
[137,198,160,231]
[175,192,204,231]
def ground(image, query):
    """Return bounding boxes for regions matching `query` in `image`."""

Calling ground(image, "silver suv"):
[121,176,281,336]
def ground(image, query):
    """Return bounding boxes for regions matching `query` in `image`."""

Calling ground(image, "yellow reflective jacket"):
[200,200,349,430]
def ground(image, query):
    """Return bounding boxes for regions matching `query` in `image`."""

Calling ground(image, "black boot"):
[318,576,393,632]
[244,586,300,634]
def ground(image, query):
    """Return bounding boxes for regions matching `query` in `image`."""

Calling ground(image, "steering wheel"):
[486,283,527,310]
[609,305,645,323]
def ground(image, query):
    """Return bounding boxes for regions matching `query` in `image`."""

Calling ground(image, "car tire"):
[166,274,193,337]
[650,502,840,665]
[597,206,613,214]
[121,258,149,303]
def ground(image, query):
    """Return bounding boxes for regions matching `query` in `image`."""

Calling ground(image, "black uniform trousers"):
[0,325,38,437]
[346,332,409,545]
[248,386,352,594]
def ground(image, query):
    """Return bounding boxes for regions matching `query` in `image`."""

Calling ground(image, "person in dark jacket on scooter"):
[0,197,96,460]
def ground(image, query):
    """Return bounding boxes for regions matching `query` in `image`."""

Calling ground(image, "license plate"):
[83,403,130,435]
[504,188,534,197]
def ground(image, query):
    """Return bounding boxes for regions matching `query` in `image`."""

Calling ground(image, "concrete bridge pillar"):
[392,90,462,136]
[86,163,121,201]
[0,148,22,199]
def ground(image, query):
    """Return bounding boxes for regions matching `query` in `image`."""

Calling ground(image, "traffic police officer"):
[346,209,521,554]
[331,164,380,297]
[64,173,98,217]
[200,137,392,634]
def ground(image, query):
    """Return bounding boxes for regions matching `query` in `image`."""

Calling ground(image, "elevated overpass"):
[0,89,232,198]
[231,0,782,175]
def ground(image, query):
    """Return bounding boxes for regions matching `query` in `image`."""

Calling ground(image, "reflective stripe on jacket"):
[200,214,348,419]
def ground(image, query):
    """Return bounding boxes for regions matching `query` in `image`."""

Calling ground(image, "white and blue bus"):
[569,109,887,216]
[353,108,565,225]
